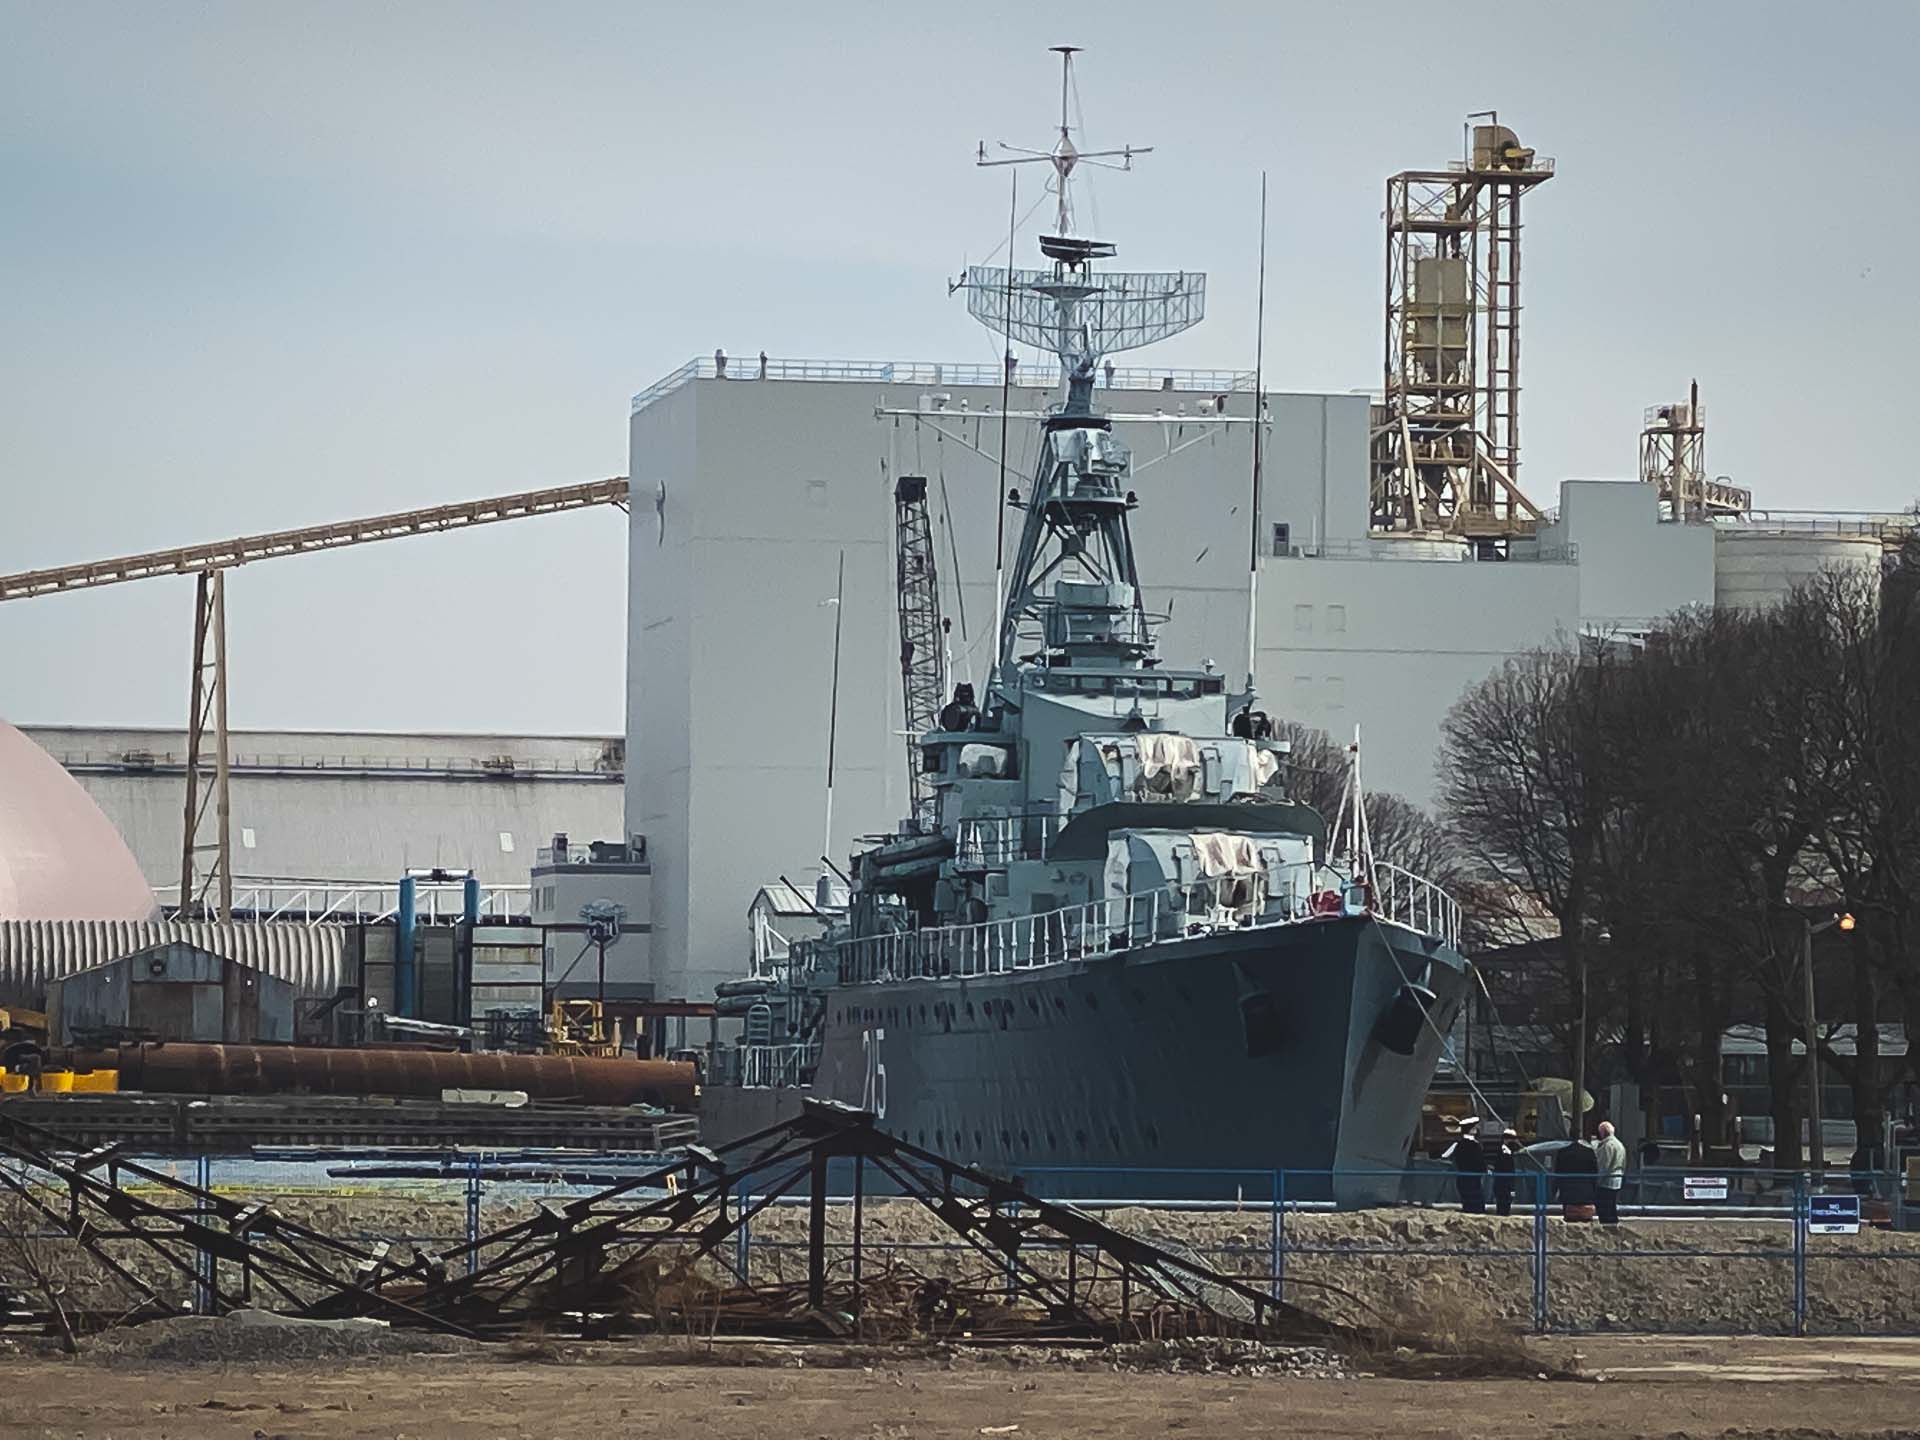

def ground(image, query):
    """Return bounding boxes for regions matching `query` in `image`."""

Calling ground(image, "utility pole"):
[1802,910,1855,1177]
[1571,939,1588,1141]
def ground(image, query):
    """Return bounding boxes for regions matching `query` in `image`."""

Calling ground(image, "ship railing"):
[836,862,1471,985]
[707,1041,818,1089]
[1370,862,1462,949]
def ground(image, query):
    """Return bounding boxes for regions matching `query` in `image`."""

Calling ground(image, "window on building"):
[499,831,515,853]
[1327,604,1347,633]
[1292,676,1314,705]
[1324,676,1346,709]
[240,827,256,849]
[1272,522,1291,557]
[1293,603,1313,634]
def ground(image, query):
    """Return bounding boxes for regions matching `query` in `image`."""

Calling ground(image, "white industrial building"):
[21,725,624,894]
[623,356,1887,1006]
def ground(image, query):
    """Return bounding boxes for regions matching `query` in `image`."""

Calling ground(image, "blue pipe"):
[396,875,417,1018]
[462,874,480,926]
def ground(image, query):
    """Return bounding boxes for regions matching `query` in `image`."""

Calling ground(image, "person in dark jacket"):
[1442,1116,1487,1214]
[1490,1127,1520,1216]
[1552,1138,1599,1219]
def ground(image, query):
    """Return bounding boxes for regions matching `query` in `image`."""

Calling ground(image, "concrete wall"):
[1535,480,1716,626]
[20,727,623,888]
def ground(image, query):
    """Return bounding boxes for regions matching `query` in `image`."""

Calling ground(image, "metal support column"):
[178,570,232,921]
[1270,1169,1285,1303]
[734,1180,752,1281]
[1531,1169,1549,1333]
[806,1145,828,1310]
[465,1158,482,1275]
[193,1154,216,1314]
[850,1154,865,1332]
[1792,1171,1808,1336]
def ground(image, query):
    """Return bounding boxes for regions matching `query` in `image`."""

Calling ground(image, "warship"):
[706,52,1470,1200]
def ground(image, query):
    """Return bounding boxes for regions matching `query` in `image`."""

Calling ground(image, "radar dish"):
[962,266,1206,362]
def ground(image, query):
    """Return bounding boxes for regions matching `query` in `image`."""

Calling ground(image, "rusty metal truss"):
[0,1100,1341,1346]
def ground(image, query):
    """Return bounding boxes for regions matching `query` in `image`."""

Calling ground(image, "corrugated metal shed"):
[0,920,345,1007]
[46,941,296,1044]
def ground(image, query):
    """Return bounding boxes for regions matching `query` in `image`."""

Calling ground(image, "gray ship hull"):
[705,914,1467,1203]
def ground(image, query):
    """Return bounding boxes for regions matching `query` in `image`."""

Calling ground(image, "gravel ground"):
[76,1312,484,1366]
[4,1337,1920,1439]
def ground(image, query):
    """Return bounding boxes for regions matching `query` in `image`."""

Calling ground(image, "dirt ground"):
[3,1336,1920,1439]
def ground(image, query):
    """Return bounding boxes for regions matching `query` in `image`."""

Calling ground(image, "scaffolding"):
[1372,118,1553,543]
[1640,381,1751,521]
[893,475,947,828]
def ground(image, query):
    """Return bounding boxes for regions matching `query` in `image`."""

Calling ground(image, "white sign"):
[1809,1195,1861,1235]
[1683,1175,1729,1202]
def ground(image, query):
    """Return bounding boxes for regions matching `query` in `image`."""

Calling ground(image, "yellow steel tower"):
[1372,117,1554,545]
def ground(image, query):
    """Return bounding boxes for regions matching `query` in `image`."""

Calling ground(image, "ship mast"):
[958,47,1206,675]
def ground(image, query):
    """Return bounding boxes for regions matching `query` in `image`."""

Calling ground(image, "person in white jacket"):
[1595,1120,1628,1225]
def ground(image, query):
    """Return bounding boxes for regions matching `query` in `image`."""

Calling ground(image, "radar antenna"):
[955,46,1204,394]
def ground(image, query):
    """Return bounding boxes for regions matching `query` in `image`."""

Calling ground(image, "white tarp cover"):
[1134,734,1200,799]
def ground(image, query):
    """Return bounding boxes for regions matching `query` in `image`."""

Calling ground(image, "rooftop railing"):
[152,879,533,926]
[54,750,620,780]
[631,355,1259,415]
[1281,539,1578,564]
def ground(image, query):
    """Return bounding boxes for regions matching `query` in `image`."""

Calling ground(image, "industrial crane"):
[892,474,947,828]
[0,479,630,919]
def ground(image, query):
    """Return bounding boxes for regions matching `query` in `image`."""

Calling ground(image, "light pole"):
[1801,910,1855,1177]
[1571,924,1609,1141]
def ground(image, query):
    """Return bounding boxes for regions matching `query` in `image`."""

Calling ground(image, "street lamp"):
[1801,910,1855,1176]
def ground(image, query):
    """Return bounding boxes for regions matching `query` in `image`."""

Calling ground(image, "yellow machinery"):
[546,999,621,1058]
[0,1067,118,1093]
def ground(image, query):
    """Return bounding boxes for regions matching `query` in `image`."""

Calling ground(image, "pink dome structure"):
[0,721,159,922]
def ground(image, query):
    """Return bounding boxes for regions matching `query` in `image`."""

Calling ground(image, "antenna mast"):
[1244,172,1268,694]
[957,48,1207,672]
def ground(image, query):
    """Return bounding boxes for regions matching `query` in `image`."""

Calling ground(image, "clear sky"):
[3,1,1915,734]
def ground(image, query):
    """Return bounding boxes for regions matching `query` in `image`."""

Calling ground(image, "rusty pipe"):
[56,1043,696,1110]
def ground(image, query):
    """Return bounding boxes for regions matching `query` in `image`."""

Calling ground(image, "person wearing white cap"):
[1490,1127,1521,1215]
[1441,1116,1486,1214]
